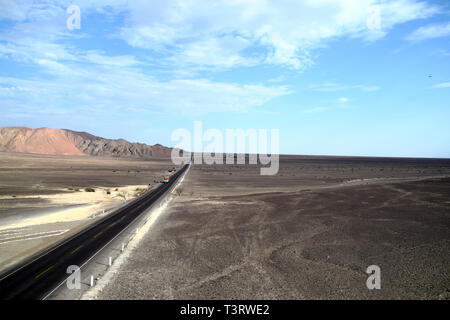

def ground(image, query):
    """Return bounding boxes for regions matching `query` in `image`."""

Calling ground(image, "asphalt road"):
[0,163,189,300]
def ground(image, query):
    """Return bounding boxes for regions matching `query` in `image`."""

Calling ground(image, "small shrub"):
[85,188,95,192]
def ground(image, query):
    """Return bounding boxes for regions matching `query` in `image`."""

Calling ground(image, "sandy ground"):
[98,155,450,300]
[0,185,149,230]
[0,152,177,273]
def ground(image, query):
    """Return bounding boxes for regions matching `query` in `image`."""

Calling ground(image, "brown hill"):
[0,127,174,158]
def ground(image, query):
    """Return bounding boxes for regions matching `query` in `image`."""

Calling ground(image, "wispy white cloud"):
[338,97,349,103]
[166,35,260,70]
[309,83,380,92]
[0,0,441,72]
[406,22,450,41]
[0,2,290,116]
[114,0,440,70]
[83,52,141,67]
[433,82,450,89]
[0,0,441,120]
[267,75,287,83]
[303,107,328,113]
[0,1,441,72]
[0,60,289,116]
[0,1,31,21]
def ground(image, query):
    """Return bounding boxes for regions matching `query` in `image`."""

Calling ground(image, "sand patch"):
[0,185,150,230]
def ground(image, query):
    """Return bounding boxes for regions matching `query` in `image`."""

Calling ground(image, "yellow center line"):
[109,222,117,228]
[71,244,84,254]
[35,265,54,279]
[93,231,103,239]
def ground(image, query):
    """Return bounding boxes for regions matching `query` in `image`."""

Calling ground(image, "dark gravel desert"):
[99,155,450,300]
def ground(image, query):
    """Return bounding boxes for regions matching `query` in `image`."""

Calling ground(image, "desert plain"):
[97,155,450,300]
[1,152,449,300]
[0,152,176,273]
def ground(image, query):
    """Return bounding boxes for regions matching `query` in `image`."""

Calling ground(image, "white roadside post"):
[90,275,94,287]
[109,257,112,266]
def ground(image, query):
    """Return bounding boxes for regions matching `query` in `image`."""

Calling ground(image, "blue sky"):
[0,0,449,157]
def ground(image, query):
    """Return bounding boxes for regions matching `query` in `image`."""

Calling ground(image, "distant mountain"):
[0,127,174,158]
